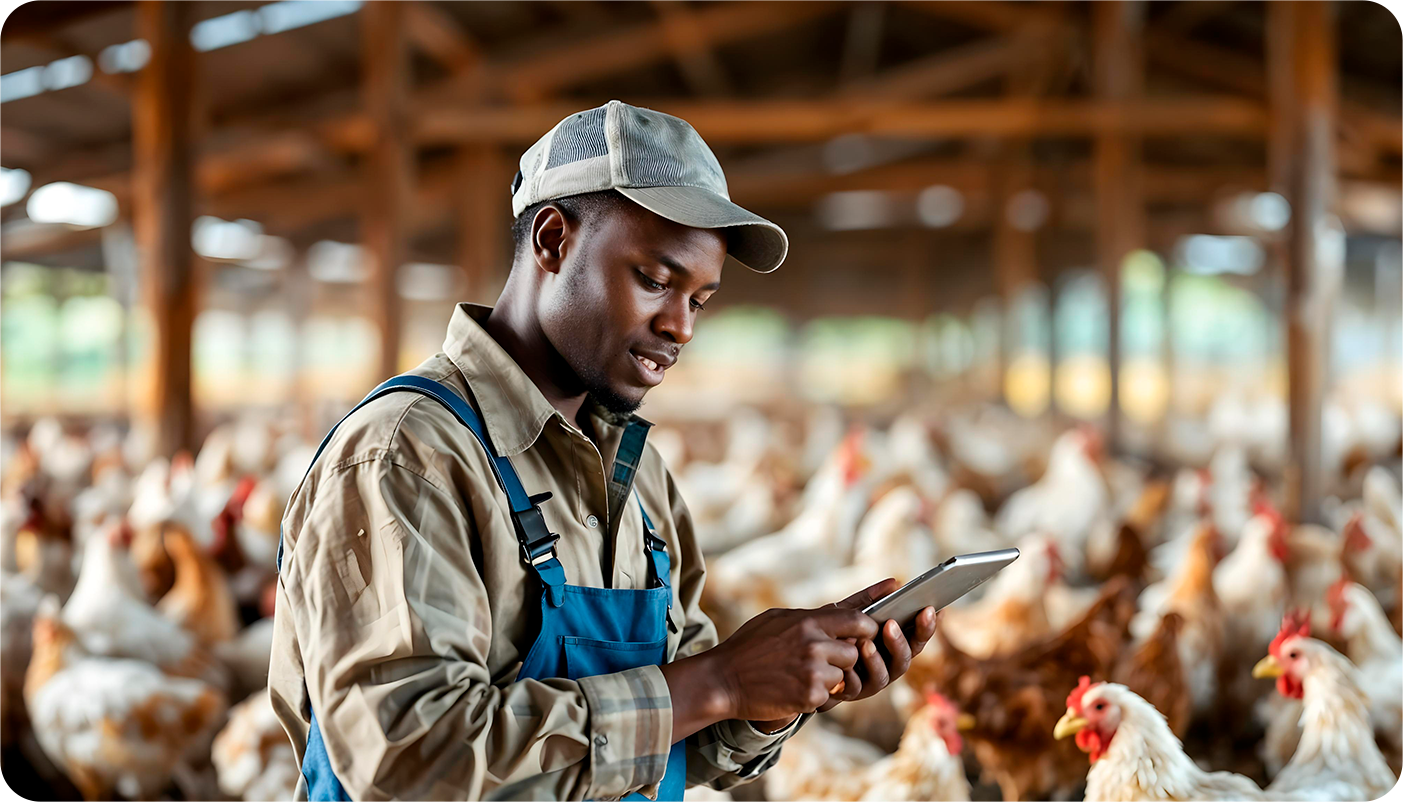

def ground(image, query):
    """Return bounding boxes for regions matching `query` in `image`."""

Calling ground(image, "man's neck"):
[482,291,591,429]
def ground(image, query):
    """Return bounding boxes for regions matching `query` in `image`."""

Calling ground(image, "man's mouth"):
[630,350,672,386]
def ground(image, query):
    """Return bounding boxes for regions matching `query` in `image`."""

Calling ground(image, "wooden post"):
[1273,1,1339,523]
[132,0,196,457]
[456,145,510,304]
[362,1,411,380]
[1093,0,1145,450]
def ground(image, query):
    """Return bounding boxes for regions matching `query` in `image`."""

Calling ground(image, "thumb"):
[833,577,898,610]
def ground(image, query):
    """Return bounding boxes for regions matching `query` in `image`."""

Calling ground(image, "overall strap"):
[637,500,671,606]
[276,375,567,606]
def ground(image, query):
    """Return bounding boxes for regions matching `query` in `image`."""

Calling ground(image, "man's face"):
[539,203,726,415]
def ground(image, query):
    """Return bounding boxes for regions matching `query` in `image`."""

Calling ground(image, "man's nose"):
[654,295,694,345]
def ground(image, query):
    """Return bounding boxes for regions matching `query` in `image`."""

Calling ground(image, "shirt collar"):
[442,303,653,457]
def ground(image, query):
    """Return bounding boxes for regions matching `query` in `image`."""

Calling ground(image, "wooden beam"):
[484,1,835,103]
[1093,0,1146,449]
[907,0,1062,33]
[649,0,732,97]
[362,1,411,381]
[405,1,480,76]
[837,33,1057,101]
[1275,1,1340,523]
[132,0,197,457]
[411,96,1269,145]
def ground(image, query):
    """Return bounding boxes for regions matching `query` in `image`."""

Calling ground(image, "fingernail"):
[863,640,875,657]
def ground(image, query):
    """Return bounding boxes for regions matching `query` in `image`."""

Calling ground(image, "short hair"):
[510,190,630,259]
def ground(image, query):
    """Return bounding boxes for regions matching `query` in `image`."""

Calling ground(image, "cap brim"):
[616,186,788,273]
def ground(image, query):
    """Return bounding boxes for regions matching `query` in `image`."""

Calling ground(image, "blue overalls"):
[277,375,686,801]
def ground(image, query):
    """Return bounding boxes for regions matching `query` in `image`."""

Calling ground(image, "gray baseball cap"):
[510,100,788,273]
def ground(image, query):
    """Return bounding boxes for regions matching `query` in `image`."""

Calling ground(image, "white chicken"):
[211,689,299,801]
[1254,614,1397,800]
[1054,677,1264,801]
[994,427,1107,575]
[1213,505,1291,650]
[61,521,227,688]
[1326,579,1403,764]
[24,595,228,801]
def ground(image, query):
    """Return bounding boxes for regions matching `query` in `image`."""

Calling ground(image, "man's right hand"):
[707,605,880,723]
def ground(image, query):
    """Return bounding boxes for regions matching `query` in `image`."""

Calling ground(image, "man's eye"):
[690,299,707,311]
[640,274,665,291]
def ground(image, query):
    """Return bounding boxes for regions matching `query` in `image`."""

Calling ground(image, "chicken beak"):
[1252,655,1285,679]
[956,713,976,731]
[1054,710,1089,740]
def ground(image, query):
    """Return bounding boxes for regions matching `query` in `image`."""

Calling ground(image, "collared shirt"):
[269,303,800,801]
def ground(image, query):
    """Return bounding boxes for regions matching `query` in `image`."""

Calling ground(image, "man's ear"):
[531,204,570,275]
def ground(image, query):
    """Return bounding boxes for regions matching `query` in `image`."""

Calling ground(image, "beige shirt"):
[269,303,799,801]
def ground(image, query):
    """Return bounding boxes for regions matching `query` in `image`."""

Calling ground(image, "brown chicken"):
[912,577,1138,800]
[1112,611,1191,737]
[158,526,241,645]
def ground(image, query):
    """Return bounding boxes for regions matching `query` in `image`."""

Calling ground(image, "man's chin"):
[587,384,646,417]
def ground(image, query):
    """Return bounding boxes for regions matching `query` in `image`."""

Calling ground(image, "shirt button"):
[594,734,608,747]
[586,515,599,528]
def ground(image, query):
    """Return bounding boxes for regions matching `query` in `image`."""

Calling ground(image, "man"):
[269,100,937,801]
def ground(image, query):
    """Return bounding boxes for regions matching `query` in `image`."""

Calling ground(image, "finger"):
[812,608,880,641]
[835,666,862,701]
[908,607,937,657]
[832,577,899,610]
[858,637,889,691]
[811,637,862,670]
[882,619,914,682]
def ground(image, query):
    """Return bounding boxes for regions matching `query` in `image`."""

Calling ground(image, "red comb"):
[1269,610,1311,658]
[1344,513,1372,552]
[1327,577,1352,631]
[1067,675,1095,714]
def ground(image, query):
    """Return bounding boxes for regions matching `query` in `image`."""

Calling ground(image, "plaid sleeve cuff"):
[718,715,802,753]
[578,665,673,800]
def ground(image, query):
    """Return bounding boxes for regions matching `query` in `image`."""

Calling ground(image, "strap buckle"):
[644,530,668,554]
[516,491,561,568]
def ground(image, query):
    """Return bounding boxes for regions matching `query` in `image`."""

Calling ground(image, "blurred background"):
[0,1,1400,801]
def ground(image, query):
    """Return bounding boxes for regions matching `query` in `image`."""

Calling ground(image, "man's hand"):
[706,604,879,728]
[814,578,938,713]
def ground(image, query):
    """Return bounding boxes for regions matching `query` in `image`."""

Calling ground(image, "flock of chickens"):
[0,400,1400,802]
[665,405,1403,801]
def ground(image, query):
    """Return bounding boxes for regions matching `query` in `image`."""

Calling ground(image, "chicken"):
[211,689,298,801]
[1326,578,1403,770]
[929,488,999,557]
[1253,613,1397,800]
[61,521,227,688]
[909,578,1139,800]
[940,534,1062,658]
[766,691,970,801]
[24,595,228,801]
[1340,470,1403,601]
[2,570,44,746]
[857,691,971,801]
[158,524,241,645]
[1111,611,1191,738]
[764,718,887,801]
[704,430,871,623]
[12,494,76,603]
[994,426,1108,572]
[1053,677,1264,801]
[1132,522,1226,712]
[212,618,276,702]
[782,484,936,609]
[1213,505,1291,650]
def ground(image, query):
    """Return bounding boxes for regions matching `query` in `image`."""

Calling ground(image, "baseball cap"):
[510,100,788,273]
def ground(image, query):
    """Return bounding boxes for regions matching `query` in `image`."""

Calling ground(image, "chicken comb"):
[1343,512,1372,552]
[1067,675,1096,714]
[924,687,954,714]
[1326,577,1353,632]
[1269,609,1311,658]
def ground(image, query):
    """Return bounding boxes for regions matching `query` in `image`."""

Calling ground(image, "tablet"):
[862,547,1020,631]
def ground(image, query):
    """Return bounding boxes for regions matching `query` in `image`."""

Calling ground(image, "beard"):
[574,357,643,416]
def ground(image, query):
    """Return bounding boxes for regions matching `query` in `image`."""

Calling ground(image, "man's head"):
[501,101,787,415]
[510,189,725,415]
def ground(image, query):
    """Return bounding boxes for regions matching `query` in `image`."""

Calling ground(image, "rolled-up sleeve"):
[659,469,808,791]
[277,452,672,801]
